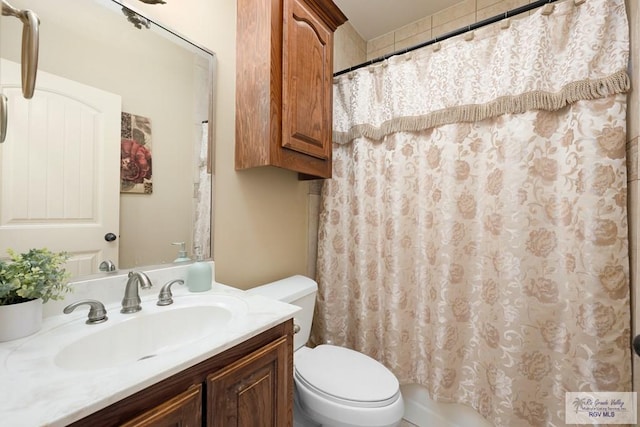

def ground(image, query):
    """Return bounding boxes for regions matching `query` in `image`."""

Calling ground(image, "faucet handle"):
[63,299,108,324]
[157,279,184,306]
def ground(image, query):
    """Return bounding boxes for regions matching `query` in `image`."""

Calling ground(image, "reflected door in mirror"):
[0,58,121,277]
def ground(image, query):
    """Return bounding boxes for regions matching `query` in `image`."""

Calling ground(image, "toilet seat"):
[294,345,400,409]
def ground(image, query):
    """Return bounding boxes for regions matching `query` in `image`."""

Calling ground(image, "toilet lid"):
[294,345,399,407]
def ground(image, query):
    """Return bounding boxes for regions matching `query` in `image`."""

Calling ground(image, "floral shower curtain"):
[313,0,631,426]
[193,122,212,258]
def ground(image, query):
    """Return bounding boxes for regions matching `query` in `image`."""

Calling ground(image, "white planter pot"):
[0,298,43,342]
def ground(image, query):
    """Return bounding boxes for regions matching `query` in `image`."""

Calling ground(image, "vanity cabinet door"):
[120,384,202,427]
[206,335,292,427]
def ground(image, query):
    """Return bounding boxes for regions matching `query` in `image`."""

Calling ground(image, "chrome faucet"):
[121,271,153,313]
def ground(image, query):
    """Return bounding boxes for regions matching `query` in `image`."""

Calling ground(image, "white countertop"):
[0,281,298,427]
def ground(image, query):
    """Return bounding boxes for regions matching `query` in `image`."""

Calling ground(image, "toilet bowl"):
[294,345,404,427]
[247,276,404,427]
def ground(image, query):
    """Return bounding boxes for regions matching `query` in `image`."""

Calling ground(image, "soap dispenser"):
[186,247,212,292]
[171,242,191,263]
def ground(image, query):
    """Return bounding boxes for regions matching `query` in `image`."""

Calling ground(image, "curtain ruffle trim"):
[333,70,630,145]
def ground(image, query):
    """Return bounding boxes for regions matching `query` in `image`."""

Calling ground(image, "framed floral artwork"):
[120,112,153,194]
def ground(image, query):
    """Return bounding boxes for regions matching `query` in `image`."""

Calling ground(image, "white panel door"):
[0,58,121,277]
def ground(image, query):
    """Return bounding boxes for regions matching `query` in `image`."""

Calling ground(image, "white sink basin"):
[55,305,231,370]
[6,293,249,372]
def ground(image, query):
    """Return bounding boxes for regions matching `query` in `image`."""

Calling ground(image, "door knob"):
[633,335,640,357]
[104,232,117,242]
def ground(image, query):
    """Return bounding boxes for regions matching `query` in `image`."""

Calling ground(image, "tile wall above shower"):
[366,0,538,60]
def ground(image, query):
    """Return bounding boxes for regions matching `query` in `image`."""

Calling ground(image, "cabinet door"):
[207,336,292,427]
[282,0,333,162]
[120,384,202,427]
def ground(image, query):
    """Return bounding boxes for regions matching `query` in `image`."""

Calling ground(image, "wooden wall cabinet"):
[235,0,347,179]
[70,321,293,427]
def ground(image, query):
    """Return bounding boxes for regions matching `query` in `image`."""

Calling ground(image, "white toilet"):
[247,275,404,427]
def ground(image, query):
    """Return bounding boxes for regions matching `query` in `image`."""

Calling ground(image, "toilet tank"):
[246,275,317,351]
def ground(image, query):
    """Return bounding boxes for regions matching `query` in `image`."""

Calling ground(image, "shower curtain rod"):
[333,0,559,77]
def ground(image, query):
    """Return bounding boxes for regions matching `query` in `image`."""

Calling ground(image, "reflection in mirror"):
[0,0,215,278]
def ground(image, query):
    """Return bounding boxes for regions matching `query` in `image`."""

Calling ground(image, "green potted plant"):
[0,248,72,342]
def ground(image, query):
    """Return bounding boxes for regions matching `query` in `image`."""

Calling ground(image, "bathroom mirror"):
[0,0,215,277]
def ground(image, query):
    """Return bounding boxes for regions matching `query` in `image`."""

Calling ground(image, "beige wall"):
[334,22,367,73]
[134,0,309,289]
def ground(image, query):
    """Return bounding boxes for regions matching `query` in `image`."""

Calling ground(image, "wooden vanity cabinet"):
[207,336,290,426]
[120,385,202,427]
[235,0,347,179]
[69,320,293,427]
